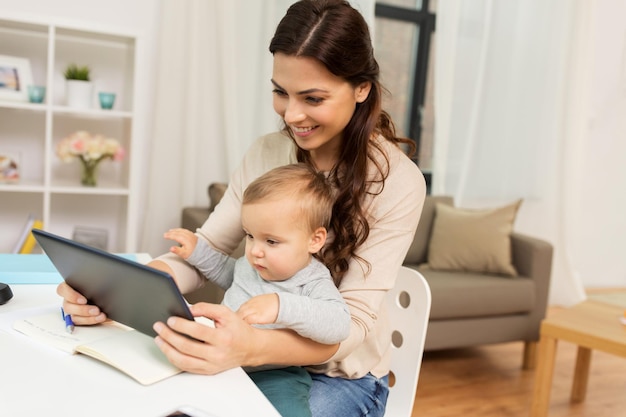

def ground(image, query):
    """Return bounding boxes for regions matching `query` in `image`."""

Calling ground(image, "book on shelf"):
[12,214,43,254]
[12,214,34,253]
[13,309,182,385]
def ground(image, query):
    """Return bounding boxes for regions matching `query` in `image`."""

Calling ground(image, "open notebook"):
[13,307,182,385]
[13,229,203,385]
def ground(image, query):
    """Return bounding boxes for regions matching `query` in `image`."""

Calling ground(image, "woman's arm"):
[153,302,338,375]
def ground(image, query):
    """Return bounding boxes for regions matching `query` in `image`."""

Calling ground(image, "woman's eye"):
[272,89,287,97]
[306,96,323,104]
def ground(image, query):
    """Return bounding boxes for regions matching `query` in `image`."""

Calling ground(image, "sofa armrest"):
[511,232,554,339]
[182,206,210,231]
[511,232,553,280]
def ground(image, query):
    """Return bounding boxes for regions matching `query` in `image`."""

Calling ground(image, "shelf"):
[0,100,132,119]
[50,184,130,196]
[0,101,47,112]
[0,182,45,193]
[51,105,132,119]
[0,15,142,253]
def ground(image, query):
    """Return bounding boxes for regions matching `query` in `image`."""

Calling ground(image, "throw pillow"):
[425,199,522,276]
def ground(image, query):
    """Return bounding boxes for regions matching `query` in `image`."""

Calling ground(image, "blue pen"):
[61,307,75,334]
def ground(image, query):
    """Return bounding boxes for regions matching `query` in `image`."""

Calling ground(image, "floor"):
[412,302,626,417]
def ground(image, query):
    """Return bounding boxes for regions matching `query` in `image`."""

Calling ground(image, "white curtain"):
[140,0,290,256]
[434,0,626,305]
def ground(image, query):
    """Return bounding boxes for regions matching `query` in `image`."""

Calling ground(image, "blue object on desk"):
[61,307,75,333]
[0,253,137,285]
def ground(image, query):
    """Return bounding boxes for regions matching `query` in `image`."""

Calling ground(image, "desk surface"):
[0,284,280,417]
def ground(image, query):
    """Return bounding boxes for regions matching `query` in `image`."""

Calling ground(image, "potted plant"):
[64,63,93,108]
[64,64,91,81]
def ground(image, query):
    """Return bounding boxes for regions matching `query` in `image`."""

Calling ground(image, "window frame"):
[375,1,435,190]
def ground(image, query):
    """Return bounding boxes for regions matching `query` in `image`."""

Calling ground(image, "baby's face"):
[241,199,315,281]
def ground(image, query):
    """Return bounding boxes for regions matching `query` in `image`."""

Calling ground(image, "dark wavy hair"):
[269,0,415,284]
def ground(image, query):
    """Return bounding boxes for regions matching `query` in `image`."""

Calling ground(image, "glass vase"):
[80,159,99,187]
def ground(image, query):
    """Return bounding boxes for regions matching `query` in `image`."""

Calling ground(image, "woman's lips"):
[291,125,318,137]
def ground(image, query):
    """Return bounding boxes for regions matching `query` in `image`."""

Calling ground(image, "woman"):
[58,0,426,415]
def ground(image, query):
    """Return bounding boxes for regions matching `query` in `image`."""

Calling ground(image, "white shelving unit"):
[0,15,143,253]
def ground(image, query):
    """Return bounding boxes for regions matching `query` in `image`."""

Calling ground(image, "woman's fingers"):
[153,303,255,374]
[56,282,107,325]
[56,281,87,304]
[153,319,225,375]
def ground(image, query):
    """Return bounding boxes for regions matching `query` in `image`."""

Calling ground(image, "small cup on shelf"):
[27,85,46,103]
[98,92,116,110]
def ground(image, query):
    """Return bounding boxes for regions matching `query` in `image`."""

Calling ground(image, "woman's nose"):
[283,100,306,124]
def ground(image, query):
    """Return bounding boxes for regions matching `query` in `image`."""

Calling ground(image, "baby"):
[165,163,349,345]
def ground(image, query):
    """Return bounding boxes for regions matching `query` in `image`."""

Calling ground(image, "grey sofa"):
[405,196,553,368]
[182,187,553,369]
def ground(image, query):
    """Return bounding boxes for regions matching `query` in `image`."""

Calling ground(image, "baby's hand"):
[236,293,279,325]
[164,228,198,260]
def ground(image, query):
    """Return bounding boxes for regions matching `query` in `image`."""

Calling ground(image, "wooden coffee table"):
[530,295,626,416]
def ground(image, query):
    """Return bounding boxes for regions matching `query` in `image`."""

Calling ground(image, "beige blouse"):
[156,131,426,379]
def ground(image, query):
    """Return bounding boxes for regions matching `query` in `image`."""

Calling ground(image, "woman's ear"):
[355,81,372,103]
[309,227,327,254]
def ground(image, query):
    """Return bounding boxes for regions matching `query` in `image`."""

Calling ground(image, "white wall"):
[0,0,159,28]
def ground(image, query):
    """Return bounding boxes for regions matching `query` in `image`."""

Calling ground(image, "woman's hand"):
[56,281,107,325]
[154,302,341,375]
[153,302,258,375]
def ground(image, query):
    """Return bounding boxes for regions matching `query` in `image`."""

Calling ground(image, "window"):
[374,0,435,191]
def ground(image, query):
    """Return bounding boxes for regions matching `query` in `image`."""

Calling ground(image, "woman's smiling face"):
[271,52,371,171]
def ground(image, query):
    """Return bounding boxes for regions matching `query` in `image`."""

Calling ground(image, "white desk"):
[0,284,281,417]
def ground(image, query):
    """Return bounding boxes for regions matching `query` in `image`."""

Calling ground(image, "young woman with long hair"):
[58,1,426,415]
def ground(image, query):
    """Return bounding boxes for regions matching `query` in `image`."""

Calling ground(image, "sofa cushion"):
[404,195,454,264]
[414,268,535,320]
[425,200,521,276]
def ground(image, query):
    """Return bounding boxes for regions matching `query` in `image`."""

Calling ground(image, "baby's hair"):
[243,163,334,233]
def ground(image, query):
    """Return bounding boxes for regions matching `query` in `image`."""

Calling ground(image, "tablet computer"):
[32,228,193,337]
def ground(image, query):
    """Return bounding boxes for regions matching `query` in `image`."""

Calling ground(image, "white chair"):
[384,267,432,417]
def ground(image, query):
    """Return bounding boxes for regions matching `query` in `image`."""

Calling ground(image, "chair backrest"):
[384,267,432,417]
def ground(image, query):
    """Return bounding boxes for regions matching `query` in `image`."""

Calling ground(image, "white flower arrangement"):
[56,131,125,186]
[56,130,125,163]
